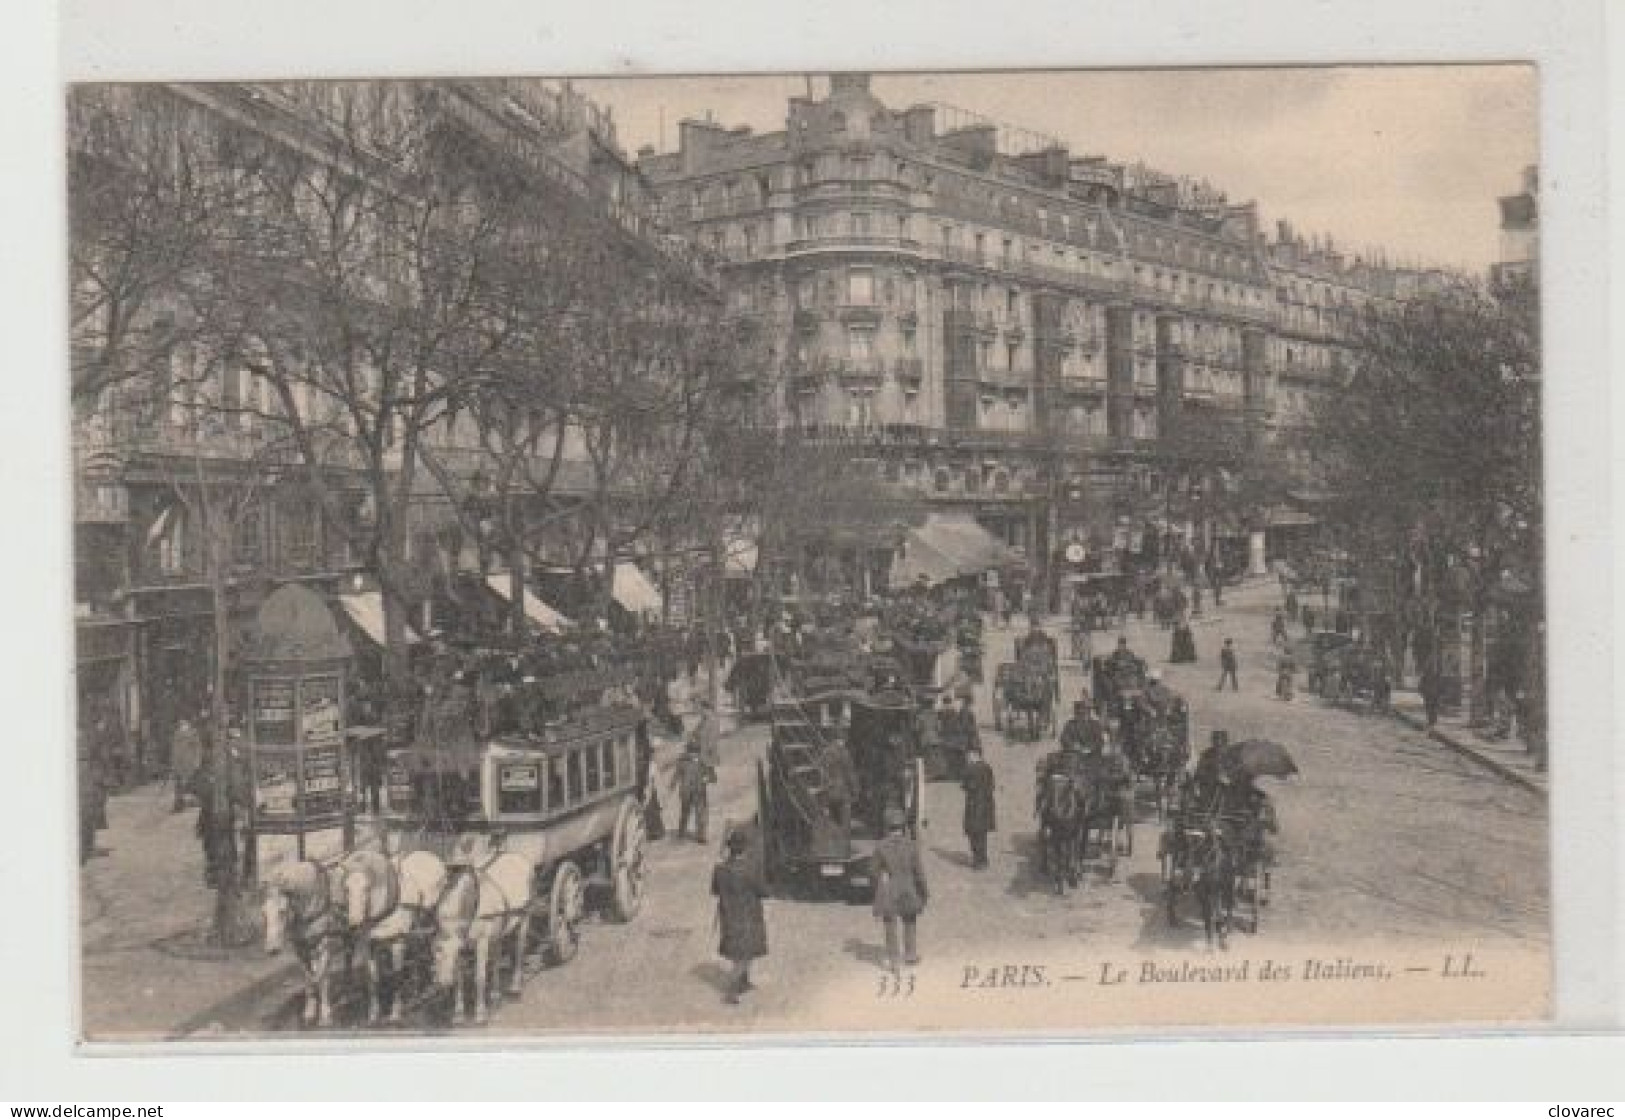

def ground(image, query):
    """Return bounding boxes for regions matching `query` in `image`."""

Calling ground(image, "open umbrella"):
[1229,738,1299,780]
[1194,739,1299,786]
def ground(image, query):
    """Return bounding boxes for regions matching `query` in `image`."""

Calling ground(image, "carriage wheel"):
[545,861,585,966]
[608,805,648,923]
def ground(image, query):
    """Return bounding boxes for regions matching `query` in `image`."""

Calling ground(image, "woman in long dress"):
[1169,610,1198,664]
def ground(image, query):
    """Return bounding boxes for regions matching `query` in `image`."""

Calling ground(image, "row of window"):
[143,493,351,580]
[1125,223,1254,280]
[799,267,921,310]
[493,734,634,816]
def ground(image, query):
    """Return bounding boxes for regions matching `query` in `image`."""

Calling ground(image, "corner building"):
[639,74,1415,586]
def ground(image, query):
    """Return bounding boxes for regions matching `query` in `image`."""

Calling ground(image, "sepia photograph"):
[67,65,1548,1042]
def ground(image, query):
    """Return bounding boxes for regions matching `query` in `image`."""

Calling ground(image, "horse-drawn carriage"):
[1119,694,1190,820]
[1091,650,1149,721]
[754,687,924,900]
[726,650,775,720]
[259,663,650,1030]
[1159,740,1294,948]
[994,632,1059,740]
[1313,638,1392,711]
[1033,749,1134,895]
[1067,571,1133,636]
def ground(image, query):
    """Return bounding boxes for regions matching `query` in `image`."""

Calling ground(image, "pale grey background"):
[2,0,1616,1098]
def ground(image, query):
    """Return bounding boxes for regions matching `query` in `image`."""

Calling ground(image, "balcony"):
[894,358,925,389]
[975,365,1035,391]
[794,423,935,449]
[836,301,884,325]
[833,358,886,390]
[938,244,1127,299]
[1058,373,1108,396]
[78,408,360,472]
[942,427,1041,452]
[788,361,827,394]
[784,233,923,256]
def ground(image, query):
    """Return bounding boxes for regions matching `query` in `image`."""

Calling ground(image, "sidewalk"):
[1388,690,1548,796]
[79,780,296,1040]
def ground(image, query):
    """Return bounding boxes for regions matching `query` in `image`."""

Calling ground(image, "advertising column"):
[242,584,353,873]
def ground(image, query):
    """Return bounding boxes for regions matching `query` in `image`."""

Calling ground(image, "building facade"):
[638,73,1421,586]
[69,78,698,779]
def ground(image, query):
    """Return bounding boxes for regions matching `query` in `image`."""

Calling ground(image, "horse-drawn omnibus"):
[379,671,648,970]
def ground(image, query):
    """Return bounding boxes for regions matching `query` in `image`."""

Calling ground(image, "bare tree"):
[1308,275,1541,713]
[67,86,262,407]
[195,83,535,683]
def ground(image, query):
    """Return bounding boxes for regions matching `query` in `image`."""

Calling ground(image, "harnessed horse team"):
[262,842,538,1027]
[1033,632,1198,898]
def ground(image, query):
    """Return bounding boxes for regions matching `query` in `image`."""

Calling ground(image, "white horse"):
[264,851,400,1028]
[361,850,448,1024]
[262,860,347,1028]
[430,848,536,1025]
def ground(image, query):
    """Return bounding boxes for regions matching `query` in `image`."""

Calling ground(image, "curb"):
[171,960,304,1038]
[1390,707,1547,796]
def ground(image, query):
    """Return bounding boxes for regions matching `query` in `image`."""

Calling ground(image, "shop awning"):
[337,592,421,648]
[484,574,572,633]
[890,513,1018,588]
[612,562,663,615]
[889,532,963,587]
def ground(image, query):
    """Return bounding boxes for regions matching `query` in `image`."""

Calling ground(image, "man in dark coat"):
[960,744,996,869]
[711,829,768,1004]
[674,742,714,844]
[816,735,858,832]
[634,713,665,840]
[940,694,980,768]
[1059,700,1104,754]
[77,745,107,864]
[357,731,385,815]
[1216,638,1240,691]
[872,807,928,972]
[1106,635,1140,679]
[1419,655,1443,727]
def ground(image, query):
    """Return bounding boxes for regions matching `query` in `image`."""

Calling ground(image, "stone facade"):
[638,73,1421,578]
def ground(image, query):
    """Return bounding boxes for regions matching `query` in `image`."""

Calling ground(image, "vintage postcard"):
[69,66,1547,1041]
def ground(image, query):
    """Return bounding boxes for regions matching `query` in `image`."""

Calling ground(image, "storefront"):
[75,615,139,782]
